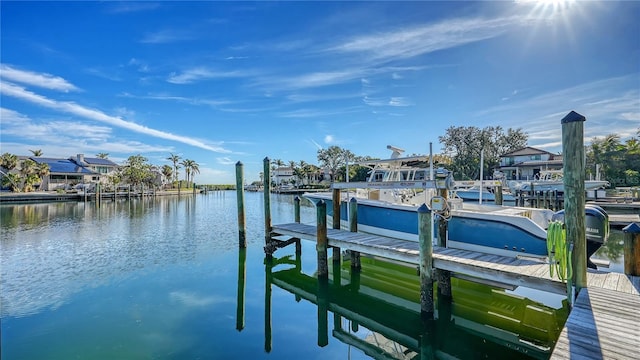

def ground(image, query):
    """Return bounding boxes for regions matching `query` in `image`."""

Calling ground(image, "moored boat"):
[304,148,609,267]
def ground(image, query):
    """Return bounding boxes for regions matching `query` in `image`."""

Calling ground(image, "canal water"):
[0,192,622,359]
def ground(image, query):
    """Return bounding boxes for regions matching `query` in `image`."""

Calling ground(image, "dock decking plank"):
[550,287,640,360]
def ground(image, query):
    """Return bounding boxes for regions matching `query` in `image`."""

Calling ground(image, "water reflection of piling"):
[236,248,246,331]
[264,256,273,353]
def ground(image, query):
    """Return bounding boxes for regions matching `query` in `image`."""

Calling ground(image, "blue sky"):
[1,1,638,184]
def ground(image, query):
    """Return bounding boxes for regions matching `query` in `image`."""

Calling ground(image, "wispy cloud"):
[140,29,194,44]
[0,64,80,92]
[119,92,232,107]
[363,96,412,107]
[326,16,518,62]
[473,74,640,149]
[1,81,231,153]
[167,67,253,84]
[216,157,236,165]
[0,108,171,156]
[106,2,161,14]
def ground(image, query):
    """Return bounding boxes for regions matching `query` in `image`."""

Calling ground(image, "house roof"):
[82,157,118,166]
[32,158,97,174]
[500,146,555,157]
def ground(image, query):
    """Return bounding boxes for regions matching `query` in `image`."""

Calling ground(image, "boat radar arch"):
[386,145,405,159]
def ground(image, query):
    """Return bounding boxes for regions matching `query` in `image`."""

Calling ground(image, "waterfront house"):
[497,146,562,180]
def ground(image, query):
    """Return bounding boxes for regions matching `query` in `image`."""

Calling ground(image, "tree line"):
[269,126,639,188]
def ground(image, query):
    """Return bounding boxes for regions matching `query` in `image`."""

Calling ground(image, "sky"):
[1,1,638,184]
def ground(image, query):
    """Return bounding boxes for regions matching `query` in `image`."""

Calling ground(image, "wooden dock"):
[271,222,640,359]
[550,286,640,359]
[271,223,639,296]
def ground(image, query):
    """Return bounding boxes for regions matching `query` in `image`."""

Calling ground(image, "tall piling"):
[331,188,341,263]
[349,197,361,269]
[263,157,272,248]
[623,223,640,276]
[561,110,587,293]
[418,204,434,318]
[294,196,301,223]
[316,200,328,279]
[236,162,246,248]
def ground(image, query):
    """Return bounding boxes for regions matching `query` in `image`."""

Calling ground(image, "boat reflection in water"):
[262,253,568,360]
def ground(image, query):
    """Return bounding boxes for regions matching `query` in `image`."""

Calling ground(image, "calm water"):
[2,192,612,359]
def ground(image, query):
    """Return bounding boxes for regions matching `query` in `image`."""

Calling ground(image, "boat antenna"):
[386,145,404,159]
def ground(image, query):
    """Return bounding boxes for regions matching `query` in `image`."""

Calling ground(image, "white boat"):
[304,147,609,267]
[507,169,609,193]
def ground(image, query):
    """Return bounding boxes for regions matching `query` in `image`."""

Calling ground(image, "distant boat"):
[304,146,609,267]
[507,169,609,193]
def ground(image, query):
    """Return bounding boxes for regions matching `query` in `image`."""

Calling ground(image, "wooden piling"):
[349,197,361,269]
[294,196,301,223]
[623,223,640,276]
[263,157,272,247]
[495,185,503,205]
[437,185,451,297]
[96,182,101,208]
[418,204,434,318]
[316,200,328,279]
[235,162,246,248]
[332,188,341,230]
[562,110,587,292]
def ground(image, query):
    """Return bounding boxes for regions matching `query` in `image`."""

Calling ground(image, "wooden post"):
[236,162,246,248]
[437,186,451,298]
[236,248,246,331]
[495,185,503,205]
[316,200,328,279]
[623,223,640,276]
[349,197,360,269]
[332,188,341,230]
[418,204,434,318]
[263,157,272,248]
[294,196,301,223]
[96,182,101,208]
[562,110,587,293]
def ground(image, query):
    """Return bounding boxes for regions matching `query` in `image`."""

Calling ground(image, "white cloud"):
[140,29,193,44]
[167,67,252,84]
[0,64,80,92]
[1,81,231,153]
[324,135,335,144]
[327,16,518,62]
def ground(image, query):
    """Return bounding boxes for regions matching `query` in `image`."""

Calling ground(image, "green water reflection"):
[265,253,568,360]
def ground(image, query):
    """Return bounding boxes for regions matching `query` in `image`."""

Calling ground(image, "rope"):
[547,221,572,282]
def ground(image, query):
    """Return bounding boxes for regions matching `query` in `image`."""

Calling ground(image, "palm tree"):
[1,153,18,171]
[19,159,37,192]
[180,159,200,187]
[96,153,109,159]
[161,165,173,187]
[1,173,21,192]
[167,153,181,185]
[35,162,50,191]
[29,149,43,157]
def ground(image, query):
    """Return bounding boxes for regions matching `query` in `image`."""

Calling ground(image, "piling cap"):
[418,204,429,213]
[561,111,586,124]
[622,223,640,234]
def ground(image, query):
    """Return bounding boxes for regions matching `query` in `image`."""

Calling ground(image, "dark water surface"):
[1,192,580,359]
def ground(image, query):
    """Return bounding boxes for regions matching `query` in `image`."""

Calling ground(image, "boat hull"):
[304,193,608,262]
